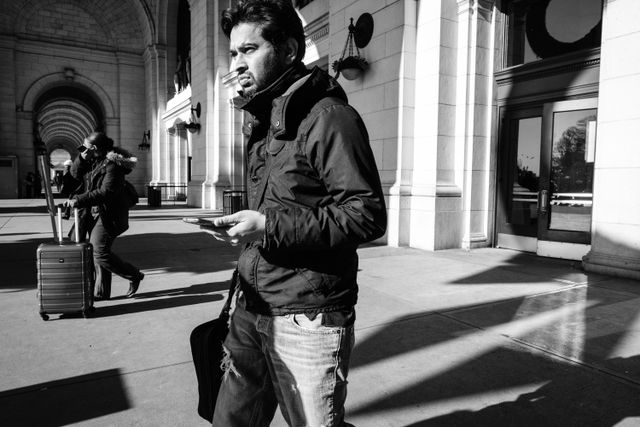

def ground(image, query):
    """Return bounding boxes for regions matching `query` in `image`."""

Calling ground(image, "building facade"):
[1,0,639,280]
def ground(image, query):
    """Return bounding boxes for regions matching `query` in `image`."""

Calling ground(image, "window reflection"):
[549,109,597,232]
[505,0,602,67]
[510,117,541,226]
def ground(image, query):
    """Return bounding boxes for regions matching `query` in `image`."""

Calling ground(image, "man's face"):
[229,22,288,98]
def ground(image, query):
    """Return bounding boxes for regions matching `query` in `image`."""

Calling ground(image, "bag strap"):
[219,269,239,319]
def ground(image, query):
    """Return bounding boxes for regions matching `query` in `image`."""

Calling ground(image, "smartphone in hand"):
[182,217,231,230]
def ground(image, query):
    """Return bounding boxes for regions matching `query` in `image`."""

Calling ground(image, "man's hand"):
[64,198,78,209]
[200,210,265,246]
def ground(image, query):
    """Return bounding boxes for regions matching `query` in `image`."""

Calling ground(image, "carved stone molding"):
[477,0,495,21]
[457,0,495,21]
[304,13,329,48]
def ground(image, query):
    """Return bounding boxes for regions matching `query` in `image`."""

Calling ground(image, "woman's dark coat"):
[71,148,137,236]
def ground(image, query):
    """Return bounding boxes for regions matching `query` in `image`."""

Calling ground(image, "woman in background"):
[65,132,144,300]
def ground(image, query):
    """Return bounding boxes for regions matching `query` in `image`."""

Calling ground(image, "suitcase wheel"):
[40,313,49,321]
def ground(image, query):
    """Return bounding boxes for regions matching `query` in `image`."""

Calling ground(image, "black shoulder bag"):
[189,148,275,422]
[189,269,238,422]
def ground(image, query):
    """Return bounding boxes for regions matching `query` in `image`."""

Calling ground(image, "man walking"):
[205,1,387,425]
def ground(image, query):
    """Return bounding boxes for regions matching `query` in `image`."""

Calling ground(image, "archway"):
[33,85,105,158]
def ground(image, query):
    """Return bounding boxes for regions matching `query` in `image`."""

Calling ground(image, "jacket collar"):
[232,62,309,119]
[90,148,137,174]
[233,63,349,140]
[106,148,137,171]
[270,66,347,139]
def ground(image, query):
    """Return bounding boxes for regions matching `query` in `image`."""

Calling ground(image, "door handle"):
[539,190,548,214]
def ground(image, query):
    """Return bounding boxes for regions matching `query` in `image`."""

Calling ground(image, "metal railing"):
[223,189,247,215]
[147,184,188,207]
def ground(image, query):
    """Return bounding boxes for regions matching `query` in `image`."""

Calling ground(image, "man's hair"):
[221,0,306,62]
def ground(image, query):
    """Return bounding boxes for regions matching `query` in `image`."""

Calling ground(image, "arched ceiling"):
[0,0,154,53]
[36,97,99,152]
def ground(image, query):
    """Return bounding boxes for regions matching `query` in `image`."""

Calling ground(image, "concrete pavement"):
[1,198,640,426]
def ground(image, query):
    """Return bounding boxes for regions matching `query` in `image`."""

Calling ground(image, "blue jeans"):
[212,297,355,427]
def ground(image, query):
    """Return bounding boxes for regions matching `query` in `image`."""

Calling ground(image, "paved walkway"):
[1,198,640,426]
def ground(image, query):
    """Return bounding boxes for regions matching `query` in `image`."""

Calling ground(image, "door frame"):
[493,48,600,260]
[538,98,598,245]
[495,98,597,260]
[497,106,543,239]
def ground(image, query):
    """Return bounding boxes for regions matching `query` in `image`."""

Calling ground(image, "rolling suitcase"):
[37,207,95,321]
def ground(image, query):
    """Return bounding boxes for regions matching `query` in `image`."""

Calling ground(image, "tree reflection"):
[551,115,596,194]
[516,161,539,192]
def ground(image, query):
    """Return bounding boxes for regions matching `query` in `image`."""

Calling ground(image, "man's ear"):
[283,37,299,65]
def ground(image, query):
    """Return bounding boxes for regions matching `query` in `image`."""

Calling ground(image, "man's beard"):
[239,56,287,99]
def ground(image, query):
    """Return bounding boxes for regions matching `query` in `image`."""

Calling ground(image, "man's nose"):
[232,55,247,74]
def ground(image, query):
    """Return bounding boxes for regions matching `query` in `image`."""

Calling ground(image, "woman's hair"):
[85,132,114,151]
[221,0,306,62]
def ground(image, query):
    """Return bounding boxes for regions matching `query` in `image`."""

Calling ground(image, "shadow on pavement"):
[93,292,225,318]
[445,251,594,285]
[42,281,230,319]
[131,280,231,299]
[0,232,51,237]
[0,369,130,426]
[403,355,640,426]
[0,205,49,214]
[350,284,640,426]
[1,232,239,290]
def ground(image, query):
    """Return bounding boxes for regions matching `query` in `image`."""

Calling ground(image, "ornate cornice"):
[495,48,601,86]
[304,13,329,48]
[458,0,495,20]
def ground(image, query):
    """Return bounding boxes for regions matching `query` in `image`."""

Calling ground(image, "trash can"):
[223,190,247,215]
[147,186,162,207]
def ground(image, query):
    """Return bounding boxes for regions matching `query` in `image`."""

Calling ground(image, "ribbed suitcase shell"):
[37,242,94,320]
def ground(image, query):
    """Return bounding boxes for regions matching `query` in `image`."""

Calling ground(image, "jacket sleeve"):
[70,155,91,181]
[74,162,124,208]
[263,104,387,251]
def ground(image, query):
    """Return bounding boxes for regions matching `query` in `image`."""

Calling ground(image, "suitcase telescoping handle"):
[74,208,80,243]
[56,205,81,244]
[57,206,63,243]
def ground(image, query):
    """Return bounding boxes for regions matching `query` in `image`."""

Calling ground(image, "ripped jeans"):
[212,297,355,427]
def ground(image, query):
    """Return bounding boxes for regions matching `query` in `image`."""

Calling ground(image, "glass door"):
[497,98,598,258]
[497,108,543,252]
[539,98,598,244]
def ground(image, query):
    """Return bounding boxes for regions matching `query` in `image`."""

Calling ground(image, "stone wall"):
[583,0,640,279]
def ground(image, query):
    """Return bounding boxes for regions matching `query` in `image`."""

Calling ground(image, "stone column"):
[187,0,233,209]
[455,0,496,249]
[144,44,168,186]
[385,0,418,247]
[116,52,146,186]
[409,0,461,250]
[0,36,22,186]
[582,0,640,279]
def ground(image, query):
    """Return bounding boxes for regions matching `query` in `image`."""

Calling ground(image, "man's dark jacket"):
[235,64,387,315]
[71,148,137,236]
